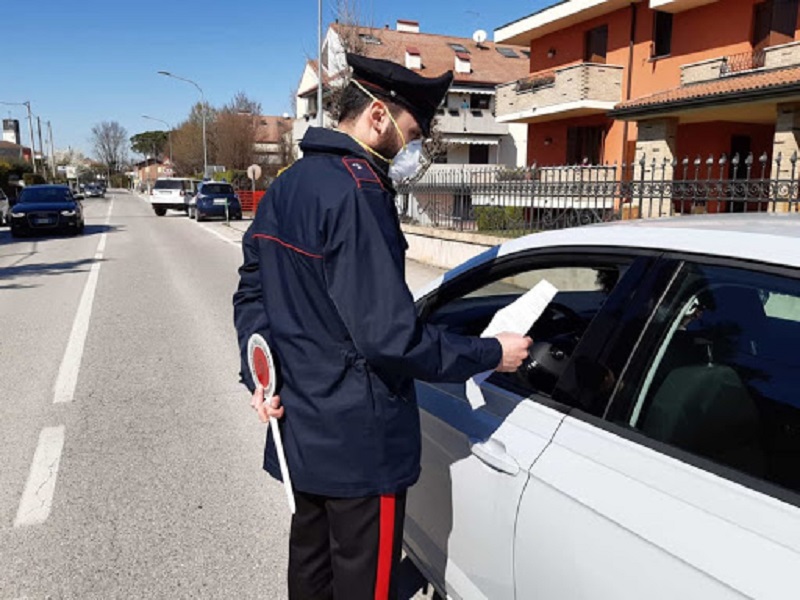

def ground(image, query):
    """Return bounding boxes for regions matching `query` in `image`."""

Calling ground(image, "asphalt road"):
[0,191,443,599]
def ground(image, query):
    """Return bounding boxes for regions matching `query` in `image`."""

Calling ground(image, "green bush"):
[474,206,525,232]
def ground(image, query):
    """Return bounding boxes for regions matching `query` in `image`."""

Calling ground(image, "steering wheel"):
[533,302,585,337]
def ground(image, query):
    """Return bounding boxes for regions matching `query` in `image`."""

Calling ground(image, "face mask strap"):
[351,79,407,150]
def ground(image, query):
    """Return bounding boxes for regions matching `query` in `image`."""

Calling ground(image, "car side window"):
[426,259,629,398]
[616,263,800,495]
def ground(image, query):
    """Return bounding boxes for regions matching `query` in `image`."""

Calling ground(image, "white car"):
[149,177,198,216]
[406,214,800,600]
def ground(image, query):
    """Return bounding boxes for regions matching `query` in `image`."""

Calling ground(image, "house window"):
[753,0,799,49]
[470,95,491,110]
[584,25,608,64]
[567,126,604,165]
[653,11,673,57]
[469,145,490,164]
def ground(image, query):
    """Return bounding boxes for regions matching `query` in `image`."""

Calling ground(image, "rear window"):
[154,180,184,190]
[202,184,234,195]
[19,187,72,203]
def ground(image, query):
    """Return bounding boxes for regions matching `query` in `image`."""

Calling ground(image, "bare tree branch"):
[91,121,128,173]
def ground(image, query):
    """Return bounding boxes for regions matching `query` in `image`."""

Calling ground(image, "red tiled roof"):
[613,66,800,115]
[331,23,529,86]
[406,46,420,55]
[255,115,293,144]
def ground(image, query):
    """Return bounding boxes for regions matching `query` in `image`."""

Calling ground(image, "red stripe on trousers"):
[375,494,396,600]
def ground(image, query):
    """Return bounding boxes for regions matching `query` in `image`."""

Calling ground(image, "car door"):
[516,256,800,599]
[406,249,658,600]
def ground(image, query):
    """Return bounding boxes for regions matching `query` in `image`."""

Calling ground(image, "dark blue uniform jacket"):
[233,128,501,497]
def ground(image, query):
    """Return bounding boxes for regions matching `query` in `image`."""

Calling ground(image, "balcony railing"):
[681,40,800,86]
[720,50,767,76]
[435,108,509,136]
[496,62,624,123]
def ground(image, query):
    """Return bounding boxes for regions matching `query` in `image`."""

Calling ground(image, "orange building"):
[495,0,800,179]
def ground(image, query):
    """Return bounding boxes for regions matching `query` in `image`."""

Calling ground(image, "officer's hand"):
[251,384,284,424]
[494,332,533,372]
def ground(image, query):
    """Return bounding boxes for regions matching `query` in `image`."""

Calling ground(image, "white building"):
[293,20,530,168]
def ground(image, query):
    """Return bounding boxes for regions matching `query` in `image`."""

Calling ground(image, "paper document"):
[466,279,558,409]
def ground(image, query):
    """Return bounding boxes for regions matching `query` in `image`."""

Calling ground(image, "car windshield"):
[154,180,184,190]
[19,187,72,203]
[202,184,234,194]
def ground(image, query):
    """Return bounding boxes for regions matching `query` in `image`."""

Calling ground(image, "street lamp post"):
[157,71,207,177]
[0,100,38,174]
[142,115,173,165]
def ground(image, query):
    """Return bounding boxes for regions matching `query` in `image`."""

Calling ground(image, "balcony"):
[681,40,800,86]
[435,108,510,137]
[496,62,624,124]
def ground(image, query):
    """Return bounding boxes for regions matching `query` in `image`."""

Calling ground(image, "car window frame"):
[601,251,800,509]
[417,246,666,410]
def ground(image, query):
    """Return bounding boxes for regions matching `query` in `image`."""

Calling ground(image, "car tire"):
[154,207,167,217]
[196,212,205,222]
[10,229,22,238]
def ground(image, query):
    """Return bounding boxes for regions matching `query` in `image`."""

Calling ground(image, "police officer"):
[233,53,531,600]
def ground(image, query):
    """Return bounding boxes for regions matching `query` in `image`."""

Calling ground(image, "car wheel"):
[196,212,205,222]
[154,207,167,217]
[10,229,22,238]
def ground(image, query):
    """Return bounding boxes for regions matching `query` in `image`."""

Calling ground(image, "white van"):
[150,178,199,216]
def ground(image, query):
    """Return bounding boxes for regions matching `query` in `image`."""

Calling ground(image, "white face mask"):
[389,139,424,183]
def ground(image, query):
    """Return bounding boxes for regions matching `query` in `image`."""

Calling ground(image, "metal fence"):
[395,152,800,236]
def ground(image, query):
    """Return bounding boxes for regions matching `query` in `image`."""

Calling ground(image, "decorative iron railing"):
[395,152,800,236]
[721,50,767,75]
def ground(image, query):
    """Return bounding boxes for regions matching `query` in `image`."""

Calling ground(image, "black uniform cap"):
[346,53,453,137]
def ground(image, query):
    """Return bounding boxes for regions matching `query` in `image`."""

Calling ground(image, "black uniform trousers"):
[288,490,407,600]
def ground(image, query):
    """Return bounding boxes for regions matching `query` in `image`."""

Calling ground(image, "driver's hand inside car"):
[495,333,533,372]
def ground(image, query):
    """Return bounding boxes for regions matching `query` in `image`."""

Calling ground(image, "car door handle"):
[469,439,520,476]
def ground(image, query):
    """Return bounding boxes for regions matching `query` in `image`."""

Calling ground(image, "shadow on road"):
[0,256,107,283]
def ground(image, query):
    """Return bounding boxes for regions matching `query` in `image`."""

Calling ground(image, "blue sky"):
[1,1,544,158]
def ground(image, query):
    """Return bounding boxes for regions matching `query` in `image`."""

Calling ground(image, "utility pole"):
[37,116,45,179]
[25,102,37,174]
[47,121,56,179]
[317,0,324,127]
[158,71,207,176]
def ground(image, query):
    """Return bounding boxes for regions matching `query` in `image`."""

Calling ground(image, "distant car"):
[186,181,242,221]
[0,189,9,226]
[84,183,105,198]
[406,214,800,600]
[8,185,84,237]
[150,177,198,216]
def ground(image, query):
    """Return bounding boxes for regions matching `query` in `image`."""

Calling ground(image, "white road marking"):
[198,223,242,247]
[14,426,66,527]
[53,200,114,404]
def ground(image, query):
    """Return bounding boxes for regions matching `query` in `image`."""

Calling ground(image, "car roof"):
[415,214,800,300]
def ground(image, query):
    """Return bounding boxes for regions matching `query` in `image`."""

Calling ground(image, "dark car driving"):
[186,181,242,221]
[8,184,85,237]
[84,183,105,198]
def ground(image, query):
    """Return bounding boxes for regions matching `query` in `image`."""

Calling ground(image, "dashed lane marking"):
[14,426,66,527]
[53,200,114,404]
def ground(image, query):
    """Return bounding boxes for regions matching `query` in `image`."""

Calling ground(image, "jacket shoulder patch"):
[342,158,384,190]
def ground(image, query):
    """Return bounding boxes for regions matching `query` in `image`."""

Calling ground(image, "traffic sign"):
[247,164,262,181]
[247,334,296,514]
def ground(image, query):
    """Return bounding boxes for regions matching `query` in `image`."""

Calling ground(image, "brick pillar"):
[633,118,678,218]
[772,103,800,212]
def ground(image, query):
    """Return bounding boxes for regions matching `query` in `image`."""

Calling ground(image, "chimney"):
[405,46,421,70]
[397,19,420,33]
[455,52,471,74]
[3,119,20,145]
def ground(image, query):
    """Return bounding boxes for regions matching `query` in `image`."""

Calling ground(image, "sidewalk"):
[223,217,445,294]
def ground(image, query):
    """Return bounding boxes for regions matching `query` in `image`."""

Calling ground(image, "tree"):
[213,92,262,171]
[130,131,168,158]
[171,120,204,176]
[90,121,128,173]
